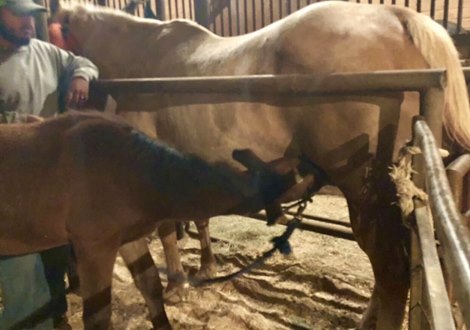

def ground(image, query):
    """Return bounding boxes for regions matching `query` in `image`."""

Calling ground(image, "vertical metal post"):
[34,0,49,42]
[419,87,445,148]
[227,0,233,36]
[465,174,470,212]
[244,0,248,33]
[156,0,166,20]
[446,154,470,212]
[443,0,449,29]
[175,0,179,18]
[48,0,60,16]
[457,0,463,33]
[251,0,256,31]
[236,0,240,35]
[417,86,445,330]
[220,5,225,35]
[195,0,210,27]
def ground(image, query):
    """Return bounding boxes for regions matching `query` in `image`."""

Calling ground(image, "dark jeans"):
[0,245,70,330]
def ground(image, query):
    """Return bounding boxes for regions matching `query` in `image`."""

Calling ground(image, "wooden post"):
[409,215,425,330]
[409,117,427,330]
[195,0,210,27]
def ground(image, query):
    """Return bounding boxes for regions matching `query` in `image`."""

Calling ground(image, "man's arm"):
[43,40,99,108]
[53,45,99,82]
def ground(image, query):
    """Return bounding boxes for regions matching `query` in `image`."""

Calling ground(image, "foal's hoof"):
[164,281,188,305]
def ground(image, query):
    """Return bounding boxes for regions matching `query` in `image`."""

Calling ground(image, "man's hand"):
[67,77,89,109]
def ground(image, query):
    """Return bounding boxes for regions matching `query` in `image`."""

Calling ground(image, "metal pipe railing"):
[464,67,470,82]
[446,154,470,211]
[91,69,447,97]
[90,70,448,114]
[249,212,355,241]
[413,118,470,328]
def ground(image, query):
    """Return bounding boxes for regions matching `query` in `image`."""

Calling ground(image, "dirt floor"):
[64,191,375,330]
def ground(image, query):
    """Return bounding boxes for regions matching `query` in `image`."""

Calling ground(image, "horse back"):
[0,112,138,255]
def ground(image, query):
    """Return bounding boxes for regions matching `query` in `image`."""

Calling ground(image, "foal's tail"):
[400,8,470,151]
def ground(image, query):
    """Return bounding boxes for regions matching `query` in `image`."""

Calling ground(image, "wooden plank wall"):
[44,0,468,36]
[208,0,469,36]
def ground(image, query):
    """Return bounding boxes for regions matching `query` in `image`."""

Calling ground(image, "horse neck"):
[74,16,165,77]
[77,16,249,77]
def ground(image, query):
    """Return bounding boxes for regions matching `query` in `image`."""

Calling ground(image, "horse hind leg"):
[363,269,408,330]
[358,286,379,330]
[119,239,171,330]
[348,200,409,330]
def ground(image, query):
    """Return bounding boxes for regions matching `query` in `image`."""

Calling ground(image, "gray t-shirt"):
[0,38,99,122]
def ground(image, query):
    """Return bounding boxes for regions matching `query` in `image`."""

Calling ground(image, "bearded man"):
[0,1,98,328]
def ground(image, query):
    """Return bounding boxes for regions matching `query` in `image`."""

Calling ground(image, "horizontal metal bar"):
[446,154,470,211]
[413,118,470,328]
[91,69,447,96]
[249,212,355,241]
[447,154,470,175]
[414,204,456,330]
[284,210,350,228]
[464,67,470,83]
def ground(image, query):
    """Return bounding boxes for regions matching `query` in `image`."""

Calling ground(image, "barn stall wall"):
[204,0,469,36]
[45,0,468,35]
[44,0,469,56]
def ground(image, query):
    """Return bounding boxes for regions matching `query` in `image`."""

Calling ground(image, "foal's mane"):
[126,128,257,198]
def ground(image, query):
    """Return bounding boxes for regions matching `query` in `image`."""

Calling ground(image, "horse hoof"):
[164,282,188,305]
[194,264,217,280]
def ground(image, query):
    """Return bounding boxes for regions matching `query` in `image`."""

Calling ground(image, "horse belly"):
[0,187,69,256]
[152,101,298,168]
[295,94,408,195]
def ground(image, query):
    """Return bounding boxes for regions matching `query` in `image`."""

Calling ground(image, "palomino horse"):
[0,111,294,329]
[51,1,470,329]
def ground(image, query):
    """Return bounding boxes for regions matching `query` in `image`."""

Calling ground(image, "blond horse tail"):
[402,8,470,151]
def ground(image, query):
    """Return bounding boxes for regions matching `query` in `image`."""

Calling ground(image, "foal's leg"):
[194,219,217,279]
[158,222,186,303]
[119,239,171,330]
[73,239,120,330]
